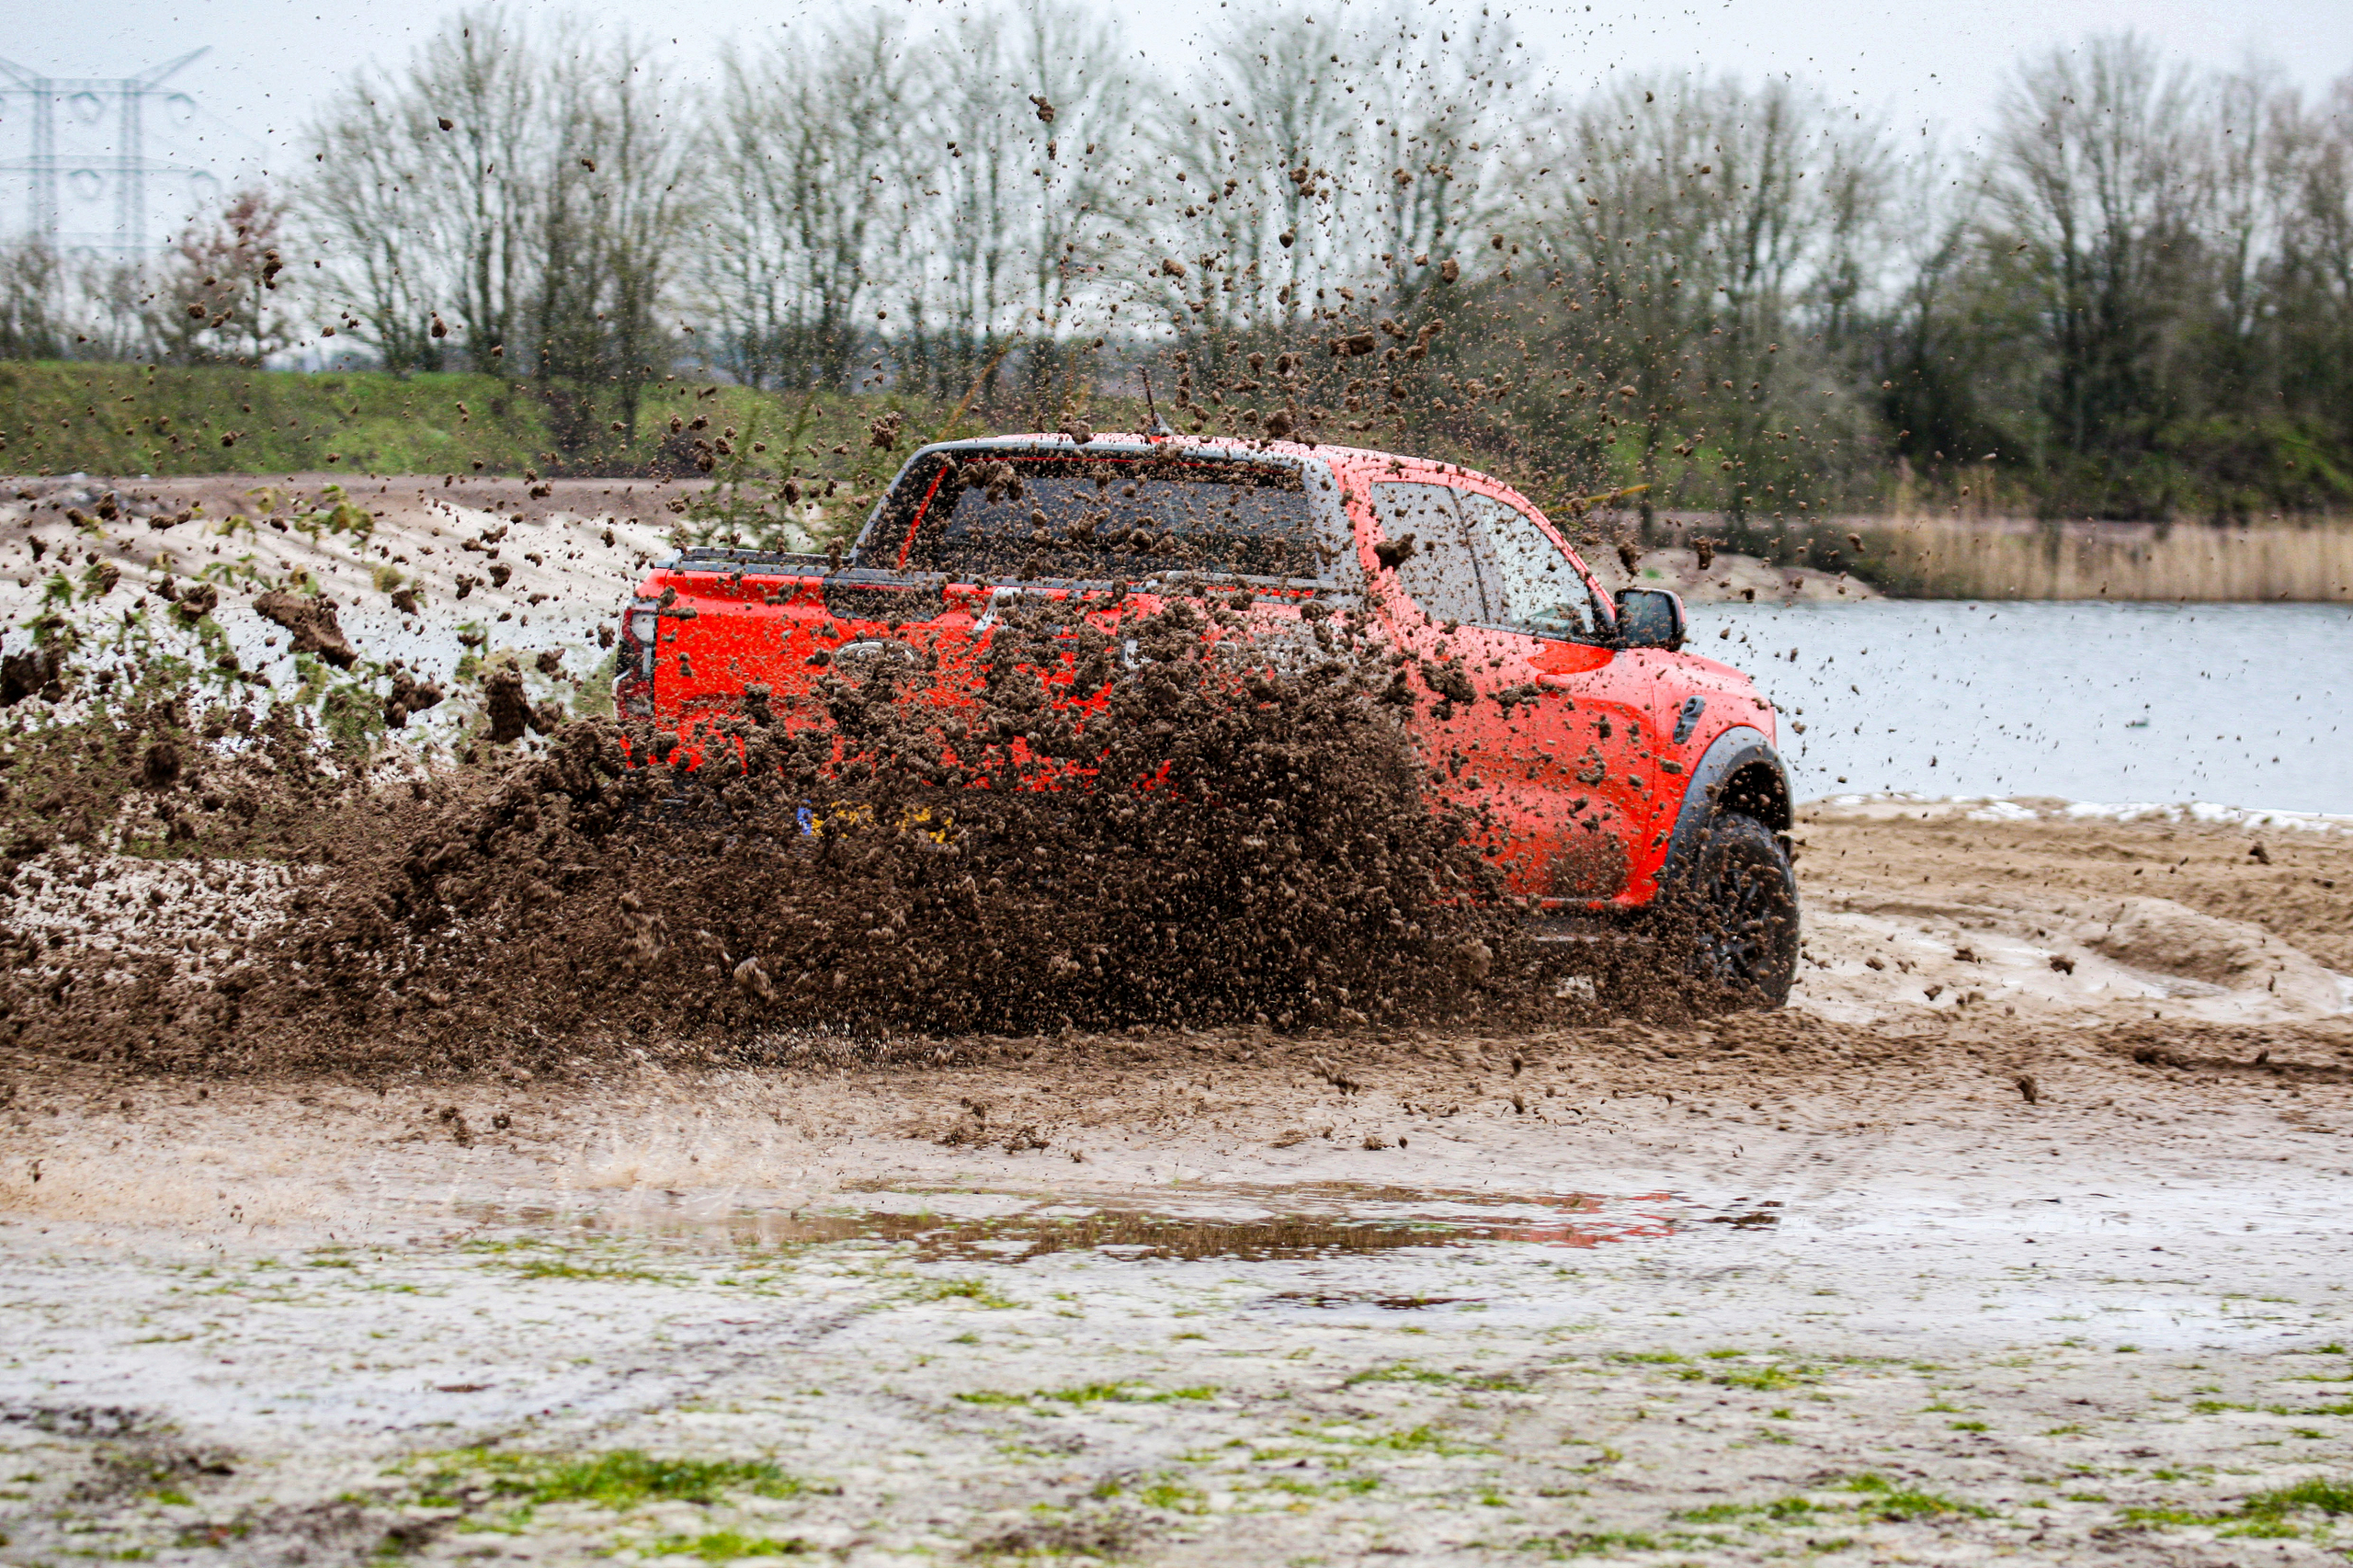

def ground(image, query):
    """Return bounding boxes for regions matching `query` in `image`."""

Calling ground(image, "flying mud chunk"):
[482,667,532,744]
[142,737,182,789]
[384,665,447,730]
[251,590,358,668]
[476,666,569,746]
[0,646,65,707]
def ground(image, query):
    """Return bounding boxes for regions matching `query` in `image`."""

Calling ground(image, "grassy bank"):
[0,361,968,481]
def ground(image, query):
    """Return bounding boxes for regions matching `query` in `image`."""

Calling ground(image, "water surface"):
[1692,601,2352,814]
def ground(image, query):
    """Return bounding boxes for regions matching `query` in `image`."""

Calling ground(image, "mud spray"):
[0,590,1724,1077]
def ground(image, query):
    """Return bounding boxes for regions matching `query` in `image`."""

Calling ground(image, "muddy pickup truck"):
[617,433,1799,1003]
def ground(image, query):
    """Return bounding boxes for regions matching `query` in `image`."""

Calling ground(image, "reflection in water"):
[466,1185,1682,1262]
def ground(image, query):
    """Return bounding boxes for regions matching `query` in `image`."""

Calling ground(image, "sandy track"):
[3,810,2350,1565]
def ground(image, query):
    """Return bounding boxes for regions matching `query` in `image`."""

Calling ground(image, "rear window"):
[880,451,1323,581]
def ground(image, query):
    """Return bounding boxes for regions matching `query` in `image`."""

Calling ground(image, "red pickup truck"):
[617,433,1799,1004]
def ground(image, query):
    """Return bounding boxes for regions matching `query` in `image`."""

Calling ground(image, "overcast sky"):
[5,0,2349,244]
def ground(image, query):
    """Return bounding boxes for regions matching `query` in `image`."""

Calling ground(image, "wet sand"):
[4,804,2349,1565]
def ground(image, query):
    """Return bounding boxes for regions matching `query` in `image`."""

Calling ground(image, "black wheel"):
[1675,812,1799,1008]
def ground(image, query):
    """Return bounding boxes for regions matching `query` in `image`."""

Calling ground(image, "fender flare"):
[1655,725,1794,896]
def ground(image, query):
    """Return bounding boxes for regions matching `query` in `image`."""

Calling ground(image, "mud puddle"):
[460,1182,1686,1262]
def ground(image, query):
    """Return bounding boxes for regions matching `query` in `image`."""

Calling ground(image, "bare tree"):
[699,17,912,393]
[1147,4,1527,352]
[302,84,446,371]
[1988,34,2204,501]
[525,31,690,447]
[298,6,689,460]
[2254,73,2353,506]
[300,5,544,376]
[1533,74,1890,522]
[901,1,1138,411]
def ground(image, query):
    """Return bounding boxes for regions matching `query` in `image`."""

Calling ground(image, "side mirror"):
[1615,587,1687,651]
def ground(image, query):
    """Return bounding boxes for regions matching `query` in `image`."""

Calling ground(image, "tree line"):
[1,5,2347,520]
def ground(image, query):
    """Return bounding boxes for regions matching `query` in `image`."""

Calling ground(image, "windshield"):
[884,451,1324,581]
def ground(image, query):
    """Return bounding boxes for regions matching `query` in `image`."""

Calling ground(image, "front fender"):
[1655,725,1794,896]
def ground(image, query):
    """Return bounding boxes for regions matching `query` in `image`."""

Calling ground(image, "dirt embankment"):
[1,473,684,638]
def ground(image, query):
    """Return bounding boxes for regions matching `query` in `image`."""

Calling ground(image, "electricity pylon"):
[0,48,210,254]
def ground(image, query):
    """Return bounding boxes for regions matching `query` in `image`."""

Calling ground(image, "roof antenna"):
[1140,369,1176,439]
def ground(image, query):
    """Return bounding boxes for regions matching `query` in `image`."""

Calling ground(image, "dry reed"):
[1645,511,2353,601]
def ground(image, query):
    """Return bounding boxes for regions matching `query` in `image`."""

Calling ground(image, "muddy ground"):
[3,802,2349,1565]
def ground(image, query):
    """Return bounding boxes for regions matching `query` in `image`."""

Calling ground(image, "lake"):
[1691,600,2353,815]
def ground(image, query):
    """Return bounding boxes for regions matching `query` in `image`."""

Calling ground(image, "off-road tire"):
[1675,812,1799,1008]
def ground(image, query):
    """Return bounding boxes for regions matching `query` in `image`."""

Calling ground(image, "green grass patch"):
[2242,1476,2353,1518]
[1670,1496,1820,1525]
[642,1531,812,1561]
[1343,1362,1532,1393]
[954,1381,1212,1409]
[1138,1479,1207,1512]
[1711,1364,1811,1392]
[2121,1506,2223,1528]
[506,1256,677,1284]
[402,1449,806,1511]
[1518,1529,1662,1557]
[1845,1473,1991,1520]
[463,1238,679,1285]
[1357,1423,1487,1456]
[1045,1381,1147,1405]
[909,1278,1021,1310]
[0,362,958,503]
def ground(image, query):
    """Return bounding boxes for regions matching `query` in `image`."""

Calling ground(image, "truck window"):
[1454,490,1609,642]
[896,452,1321,581]
[1370,482,1488,626]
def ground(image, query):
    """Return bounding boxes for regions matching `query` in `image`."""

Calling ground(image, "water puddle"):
[463,1183,1685,1262]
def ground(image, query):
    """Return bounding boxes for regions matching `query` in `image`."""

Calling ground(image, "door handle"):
[1673,695,1707,745]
